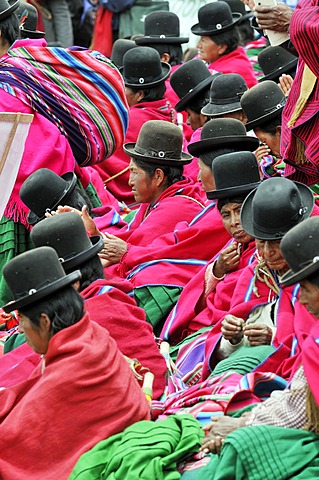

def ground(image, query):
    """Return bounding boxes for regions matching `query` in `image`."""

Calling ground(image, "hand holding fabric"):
[213,243,241,278]
[201,416,245,454]
[221,314,245,344]
[99,233,128,267]
[254,2,293,32]
[243,323,273,346]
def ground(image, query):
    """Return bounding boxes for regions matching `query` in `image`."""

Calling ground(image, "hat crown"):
[209,73,247,103]
[213,151,260,190]
[192,1,239,35]
[144,11,181,38]
[219,0,246,16]
[30,212,93,265]
[251,178,308,237]
[201,118,247,141]
[3,246,68,302]
[123,46,169,86]
[240,80,285,126]
[133,120,184,161]
[281,217,319,275]
[20,169,75,220]
[16,3,38,32]
[258,45,298,77]
[111,39,137,68]
[170,59,212,99]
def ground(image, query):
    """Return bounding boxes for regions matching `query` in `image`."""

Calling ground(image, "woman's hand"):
[221,314,244,344]
[201,416,244,454]
[243,323,273,346]
[279,74,293,96]
[255,144,271,161]
[98,233,128,267]
[44,205,101,237]
[254,2,293,32]
[213,243,240,278]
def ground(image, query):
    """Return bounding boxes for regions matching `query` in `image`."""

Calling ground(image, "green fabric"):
[122,209,136,223]
[69,414,203,480]
[169,327,213,363]
[4,333,26,354]
[119,0,169,38]
[212,425,319,480]
[77,179,102,209]
[210,345,276,377]
[0,217,33,306]
[134,285,182,332]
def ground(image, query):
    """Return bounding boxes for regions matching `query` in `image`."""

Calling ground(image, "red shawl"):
[207,47,258,88]
[281,0,319,185]
[302,321,319,406]
[202,263,300,380]
[93,98,177,204]
[81,278,167,399]
[0,314,150,479]
[161,240,256,345]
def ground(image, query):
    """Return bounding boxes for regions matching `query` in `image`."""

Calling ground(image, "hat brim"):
[27,172,78,226]
[188,135,259,157]
[240,181,314,240]
[258,58,298,83]
[20,27,46,39]
[135,36,189,45]
[0,0,19,20]
[2,270,81,313]
[175,75,215,112]
[245,103,285,131]
[191,13,241,36]
[239,11,253,22]
[201,101,242,117]
[281,261,319,287]
[206,181,260,200]
[123,143,193,165]
[62,236,104,271]
[121,62,171,88]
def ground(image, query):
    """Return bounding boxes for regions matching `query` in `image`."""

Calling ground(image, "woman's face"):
[255,239,289,275]
[220,202,253,243]
[299,280,319,318]
[128,159,161,204]
[196,36,225,64]
[185,108,206,131]
[19,313,52,355]
[198,158,216,192]
[254,128,281,158]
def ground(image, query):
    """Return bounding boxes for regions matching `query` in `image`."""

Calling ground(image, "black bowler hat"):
[240,177,314,241]
[170,59,215,112]
[191,1,241,36]
[188,118,259,157]
[258,45,298,83]
[135,11,189,45]
[281,217,319,287]
[219,0,253,22]
[0,0,19,21]
[30,212,104,272]
[2,246,81,313]
[201,73,248,117]
[20,168,77,226]
[207,151,260,200]
[111,39,137,68]
[240,81,286,130]
[121,46,170,88]
[124,120,192,165]
[15,2,45,39]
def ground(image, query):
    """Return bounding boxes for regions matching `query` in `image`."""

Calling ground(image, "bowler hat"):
[30,212,104,271]
[111,39,137,68]
[20,168,77,226]
[121,46,170,87]
[15,2,45,38]
[188,118,259,157]
[124,120,192,165]
[135,11,189,45]
[281,217,319,286]
[201,73,248,117]
[0,0,19,21]
[240,81,286,130]
[170,59,215,112]
[258,46,298,83]
[2,246,81,313]
[191,1,241,36]
[219,0,253,22]
[207,151,260,199]
[240,177,314,241]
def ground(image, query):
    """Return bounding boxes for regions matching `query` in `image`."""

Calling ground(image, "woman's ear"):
[276,125,282,136]
[217,44,228,56]
[154,168,165,187]
[39,313,52,333]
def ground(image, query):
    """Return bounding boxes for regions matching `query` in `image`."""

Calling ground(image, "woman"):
[191,1,257,88]
[0,246,150,479]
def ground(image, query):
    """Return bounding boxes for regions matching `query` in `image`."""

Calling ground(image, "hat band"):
[263,98,286,114]
[200,17,233,31]
[298,256,319,269]
[209,95,241,105]
[125,70,165,85]
[134,144,182,159]
[253,205,307,236]
[15,278,61,299]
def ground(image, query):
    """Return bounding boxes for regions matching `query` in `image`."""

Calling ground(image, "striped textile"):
[0,43,129,166]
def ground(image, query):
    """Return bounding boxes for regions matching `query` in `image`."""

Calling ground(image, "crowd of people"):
[0,0,318,478]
